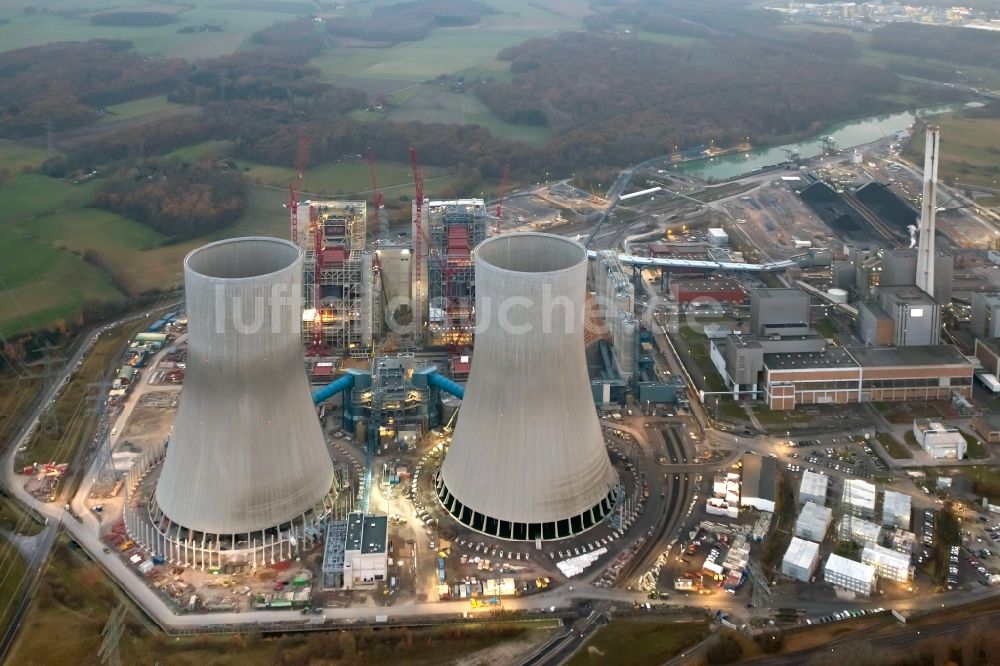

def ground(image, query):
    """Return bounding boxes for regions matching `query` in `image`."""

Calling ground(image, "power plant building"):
[290,200,378,354]
[322,513,388,590]
[135,237,336,567]
[749,288,811,337]
[971,292,1000,339]
[412,199,490,345]
[436,234,619,540]
[592,250,637,379]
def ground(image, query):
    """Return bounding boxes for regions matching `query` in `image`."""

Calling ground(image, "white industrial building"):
[861,543,913,583]
[913,419,967,459]
[322,513,388,591]
[799,469,828,506]
[882,491,912,530]
[842,479,877,518]
[741,454,778,513]
[839,514,883,546]
[795,501,833,541]
[824,554,877,596]
[707,228,730,246]
[781,537,820,582]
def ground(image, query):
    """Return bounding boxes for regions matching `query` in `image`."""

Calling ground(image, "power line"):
[98,602,128,666]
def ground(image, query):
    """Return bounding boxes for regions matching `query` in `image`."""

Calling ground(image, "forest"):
[0,40,186,138]
[871,23,1000,68]
[475,32,900,159]
[91,160,245,240]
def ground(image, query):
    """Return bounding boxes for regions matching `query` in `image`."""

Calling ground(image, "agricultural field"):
[98,95,182,123]
[567,617,710,666]
[0,142,50,173]
[352,86,553,145]
[0,2,306,59]
[904,112,1000,193]
[0,538,27,638]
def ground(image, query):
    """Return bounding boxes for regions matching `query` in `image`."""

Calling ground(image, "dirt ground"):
[451,627,558,666]
[119,391,178,449]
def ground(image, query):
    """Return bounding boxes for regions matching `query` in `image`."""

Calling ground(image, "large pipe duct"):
[155,237,334,539]
[436,233,618,541]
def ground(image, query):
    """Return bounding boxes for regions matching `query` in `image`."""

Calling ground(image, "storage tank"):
[436,233,619,541]
[827,288,849,304]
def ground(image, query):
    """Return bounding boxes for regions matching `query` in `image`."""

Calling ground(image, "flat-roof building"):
[782,537,820,582]
[874,286,941,346]
[913,419,967,460]
[842,480,877,518]
[974,338,1000,377]
[341,513,388,590]
[882,491,912,531]
[799,469,828,506]
[669,277,745,305]
[839,514,883,546]
[861,543,913,583]
[741,454,778,513]
[795,501,833,541]
[971,292,1000,339]
[972,413,1000,445]
[763,344,972,410]
[824,554,877,596]
[750,288,811,338]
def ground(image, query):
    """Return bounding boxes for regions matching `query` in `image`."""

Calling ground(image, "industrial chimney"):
[151,237,335,565]
[916,125,940,299]
[436,233,619,541]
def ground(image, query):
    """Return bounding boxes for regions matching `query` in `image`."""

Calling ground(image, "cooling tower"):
[153,237,334,548]
[436,233,619,541]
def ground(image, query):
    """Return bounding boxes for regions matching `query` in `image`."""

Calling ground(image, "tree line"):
[326,0,496,44]
[872,22,1000,68]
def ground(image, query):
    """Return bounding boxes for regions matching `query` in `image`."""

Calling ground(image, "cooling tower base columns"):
[435,473,620,541]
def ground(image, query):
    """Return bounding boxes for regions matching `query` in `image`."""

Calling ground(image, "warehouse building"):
[913,419,967,460]
[839,514,883,546]
[795,501,833,541]
[882,491,912,530]
[781,537,820,582]
[740,454,778,513]
[669,277,746,305]
[974,338,1000,378]
[861,543,913,583]
[972,413,1000,444]
[799,469,829,506]
[763,345,973,410]
[824,554,877,596]
[842,480,877,518]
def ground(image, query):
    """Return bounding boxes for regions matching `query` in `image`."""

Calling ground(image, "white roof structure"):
[861,543,912,582]
[439,235,618,540]
[825,553,876,586]
[155,238,334,536]
[799,469,828,505]
[840,514,883,545]
[783,537,820,571]
[795,501,833,540]
[882,491,912,529]
[842,479,877,514]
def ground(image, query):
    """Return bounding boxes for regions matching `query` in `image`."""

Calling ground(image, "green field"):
[567,618,709,666]
[0,537,28,639]
[878,432,913,460]
[98,95,182,123]
[352,86,553,145]
[0,170,292,337]
[0,142,51,173]
[0,3,307,59]
[166,139,235,163]
[904,113,1000,193]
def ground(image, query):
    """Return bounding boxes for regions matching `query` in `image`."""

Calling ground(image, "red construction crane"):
[308,204,326,356]
[495,164,510,222]
[409,146,425,336]
[287,184,298,242]
[365,146,388,239]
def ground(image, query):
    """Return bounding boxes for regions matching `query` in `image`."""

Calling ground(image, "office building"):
[882,491,912,530]
[842,479,877,518]
[861,543,913,583]
[839,514,883,545]
[913,419,967,459]
[782,537,820,582]
[795,501,833,541]
[799,469,829,506]
[824,554,877,596]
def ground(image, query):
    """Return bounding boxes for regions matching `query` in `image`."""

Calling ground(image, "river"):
[667,102,983,181]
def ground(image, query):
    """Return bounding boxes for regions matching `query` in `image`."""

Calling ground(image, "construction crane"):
[287,184,299,243]
[366,146,389,240]
[296,135,310,180]
[493,164,510,232]
[409,146,425,341]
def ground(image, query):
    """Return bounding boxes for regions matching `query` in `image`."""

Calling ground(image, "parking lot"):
[785,437,889,480]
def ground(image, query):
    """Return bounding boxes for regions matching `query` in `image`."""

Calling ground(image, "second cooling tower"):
[436,233,619,540]
[152,237,335,560]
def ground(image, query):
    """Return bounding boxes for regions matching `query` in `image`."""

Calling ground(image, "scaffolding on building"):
[592,250,637,379]
[292,200,379,355]
[422,199,489,346]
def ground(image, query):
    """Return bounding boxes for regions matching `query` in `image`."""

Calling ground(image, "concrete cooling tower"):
[435,233,619,540]
[150,237,335,565]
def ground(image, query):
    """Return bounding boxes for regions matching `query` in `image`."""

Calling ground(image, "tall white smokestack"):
[153,237,334,555]
[436,233,618,541]
[916,125,940,298]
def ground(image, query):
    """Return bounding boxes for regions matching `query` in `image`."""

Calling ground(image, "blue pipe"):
[312,373,355,404]
[427,371,464,400]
